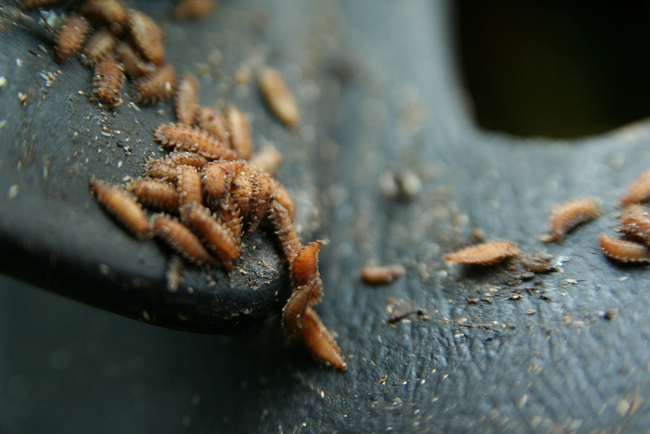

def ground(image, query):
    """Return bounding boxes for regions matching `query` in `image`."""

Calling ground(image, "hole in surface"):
[456,1,650,138]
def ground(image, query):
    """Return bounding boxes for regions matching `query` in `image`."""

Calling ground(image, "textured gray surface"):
[1,0,650,433]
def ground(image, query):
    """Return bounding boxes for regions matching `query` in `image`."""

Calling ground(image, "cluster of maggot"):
[90,68,346,371]
[23,0,175,108]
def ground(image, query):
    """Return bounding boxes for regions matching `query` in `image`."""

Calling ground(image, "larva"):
[270,178,295,221]
[175,73,200,126]
[55,14,89,62]
[258,67,300,127]
[173,0,215,19]
[152,214,217,267]
[283,241,323,336]
[180,203,241,270]
[300,307,347,371]
[136,63,176,105]
[201,160,242,205]
[144,158,178,183]
[166,151,209,169]
[443,240,520,265]
[268,200,301,263]
[249,144,283,177]
[176,165,203,206]
[81,0,128,34]
[230,165,273,234]
[129,178,179,212]
[213,196,243,244]
[153,123,238,160]
[127,9,164,65]
[224,105,253,160]
[196,107,229,144]
[360,264,406,285]
[92,52,124,108]
[621,169,650,206]
[115,42,156,78]
[543,197,603,243]
[90,178,151,240]
[619,204,650,244]
[80,29,117,67]
[599,233,650,263]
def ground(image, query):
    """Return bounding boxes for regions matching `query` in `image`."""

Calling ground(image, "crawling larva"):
[268,201,301,263]
[230,164,273,235]
[92,52,124,108]
[136,63,176,105]
[621,169,650,206]
[115,42,156,78]
[619,204,650,244]
[224,105,253,160]
[599,233,650,263]
[90,178,151,240]
[542,197,603,243]
[176,165,203,206]
[201,160,242,205]
[152,214,217,267]
[81,0,128,34]
[269,178,295,221]
[129,178,179,213]
[249,144,283,177]
[196,107,230,144]
[127,8,164,65]
[55,14,89,62]
[175,73,200,126]
[258,67,300,127]
[360,264,406,285]
[300,306,347,371]
[154,123,238,160]
[165,151,209,169]
[173,0,215,19]
[443,240,520,265]
[80,29,117,67]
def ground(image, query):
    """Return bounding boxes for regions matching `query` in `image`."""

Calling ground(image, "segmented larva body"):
[621,169,650,206]
[176,165,203,206]
[154,123,238,160]
[230,165,273,234]
[599,233,650,263]
[173,0,215,19]
[81,0,128,34]
[249,144,283,177]
[201,160,242,205]
[224,105,253,160]
[55,15,90,62]
[115,42,156,78]
[175,73,200,126]
[166,150,209,169]
[90,178,151,240]
[269,201,301,263]
[129,178,179,212]
[283,241,323,336]
[360,264,406,285]
[92,52,124,108]
[258,67,300,127]
[270,178,295,221]
[136,64,176,105]
[152,214,217,267]
[300,306,347,371]
[180,204,241,270]
[443,240,520,265]
[619,204,650,244]
[196,107,230,144]
[127,9,164,65]
[213,196,243,244]
[144,158,178,183]
[80,29,117,67]
[544,197,603,242]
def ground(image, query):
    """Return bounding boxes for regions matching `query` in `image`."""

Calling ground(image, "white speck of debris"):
[0,76,6,87]
[0,120,6,129]
[128,102,141,111]
[616,399,631,416]
[18,92,26,102]
[8,185,18,199]
[519,394,528,408]
[165,81,172,92]
[16,58,22,67]
[100,131,112,137]
[99,264,111,275]
[117,160,123,168]
[142,310,151,321]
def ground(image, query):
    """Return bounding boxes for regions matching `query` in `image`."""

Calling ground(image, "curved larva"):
[360,264,406,285]
[249,144,283,177]
[152,214,217,267]
[283,241,323,336]
[127,9,164,65]
[80,29,117,67]
[175,73,200,126]
[619,204,650,244]
[92,53,124,108]
[129,178,178,212]
[268,200,301,263]
[300,307,347,371]
[599,233,650,263]
[176,165,203,206]
[258,67,300,127]
[224,105,253,160]
[166,151,209,169]
[196,107,229,144]
[230,165,273,234]
[213,196,243,244]
[621,169,650,206]
[153,122,238,160]
[144,158,178,183]
[270,178,295,221]
[55,15,89,62]
[545,197,603,242]
[81,0,128,34]
[115,42,156,78]
[173,0,215,19]
[90,178,151,240]
[180,204,240,270]
[201,160,242,205]
[136,64,176,105]
[443,240,520,265]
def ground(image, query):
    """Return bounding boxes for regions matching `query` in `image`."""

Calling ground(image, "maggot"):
[127,8,164,65]
[542,197,603,243]
[224,105,253,160]
[621,169,650,206]
[360,264,406,285]
[55,14,89,62]
[175,73,200,126]
[152,213,217,267]
[154,122,238,160]
[258,66,300,127]
[90,178,151,240]
[443,240,520,265]
[136,63,176,105]
[599,233,650,263]
[91,52,124,108]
